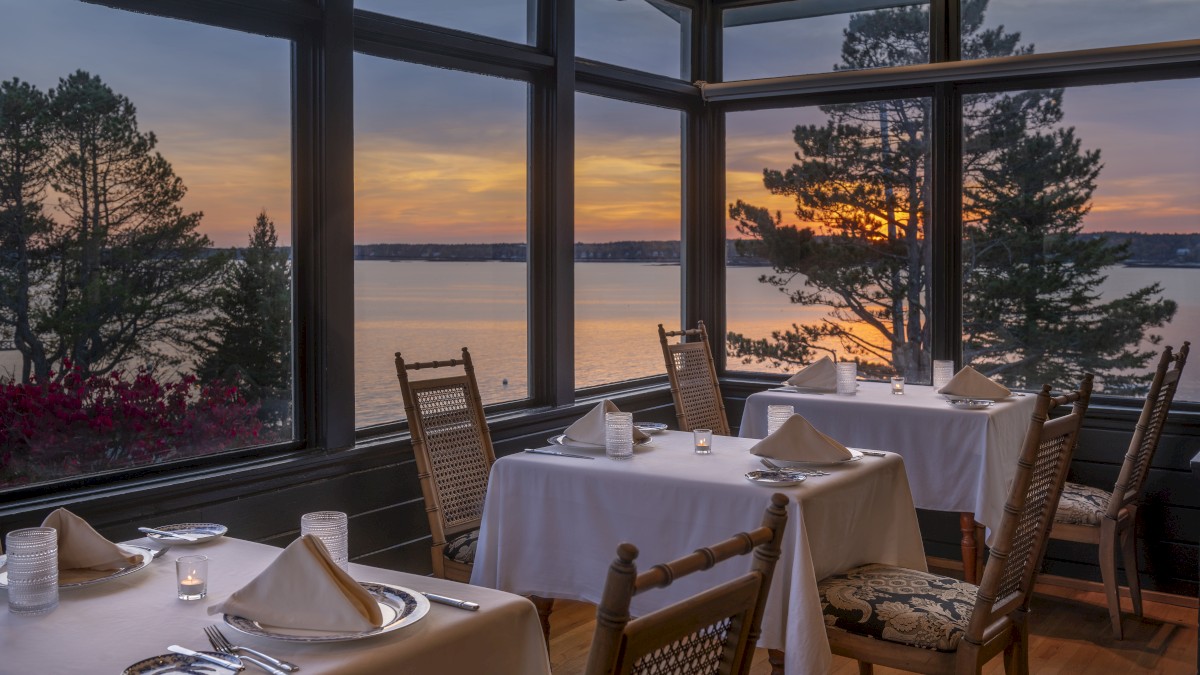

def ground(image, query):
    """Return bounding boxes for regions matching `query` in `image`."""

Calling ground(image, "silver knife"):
[420,591,480,611]
[524,448,594,460]
[168,645,243,671]
[139,526,202,541]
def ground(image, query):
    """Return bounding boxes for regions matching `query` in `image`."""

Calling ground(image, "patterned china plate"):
[224,582,430,643]
[548,434,653,449]
[941,393,1011,403]
[0,544,154,590]
[122,651,234,674]
[766,449,864,468]
[634,422,668,434]
[946,398,994,410]
[142,522,228,546]
[745,470,805,487]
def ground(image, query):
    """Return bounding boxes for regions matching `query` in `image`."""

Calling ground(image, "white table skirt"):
[740,381,1038,542]
[472,430,926,675]
[0,536,550,675]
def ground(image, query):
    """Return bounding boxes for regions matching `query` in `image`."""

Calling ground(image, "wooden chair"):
[394,347,495,583]
[658,321,731,436]
[1050,342,1189,639]
[585,493,789,675]
[807,375,1093,675]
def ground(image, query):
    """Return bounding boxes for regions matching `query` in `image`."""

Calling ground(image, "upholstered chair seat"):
[444,529,479,566]
[1053,482,1111,527]
[819,564,976,652]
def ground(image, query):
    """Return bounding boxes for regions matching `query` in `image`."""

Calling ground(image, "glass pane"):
[723,0,931,81]
[726,98,932,383]
[0,1,294,488]
[962,80,1199,401]
[576,0,690,79]
[575,94,682,389]
[961,0,1200,59]
[355,0,532,46]
[354,55,528,428]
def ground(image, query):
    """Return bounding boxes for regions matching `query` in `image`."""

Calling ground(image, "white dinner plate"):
[946,398,994,410]
[142,522,228,546]
[122,650,234,674]
[0,544,154,589]
[941,393,1012,402]
[548,434,653,449]
[224,581,430,643]
[765,449,864,467]
[634,422,668,434]
[745,470,805,487]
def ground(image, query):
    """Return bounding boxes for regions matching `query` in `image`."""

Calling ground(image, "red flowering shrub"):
[0,361,265,487]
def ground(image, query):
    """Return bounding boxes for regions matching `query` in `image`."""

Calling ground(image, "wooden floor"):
[546,582,1197,674]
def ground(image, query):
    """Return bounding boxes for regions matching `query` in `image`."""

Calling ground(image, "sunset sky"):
[1,0,1196,248]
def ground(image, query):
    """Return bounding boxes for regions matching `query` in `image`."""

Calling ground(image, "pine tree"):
[0,71,224,381]
[197,211,291,418]
[728,0,1175,389]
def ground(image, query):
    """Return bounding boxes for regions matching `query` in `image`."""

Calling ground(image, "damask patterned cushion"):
[818,564,977,652]
[444,529,478,565]
[1054,482,1111,527]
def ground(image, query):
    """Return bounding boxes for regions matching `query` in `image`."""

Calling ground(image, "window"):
[962,80,1199,400]
[576,0,691,79]
[961,0,1200,59]
[722,0,931,82]
[354,56,529,427]
[354,0,533,46]
[0,0,294,488]
[574,93,682,389]
[726,98,932,382]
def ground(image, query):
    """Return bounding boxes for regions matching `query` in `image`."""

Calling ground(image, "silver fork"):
[204,626,296,674]
[760,458,829,476]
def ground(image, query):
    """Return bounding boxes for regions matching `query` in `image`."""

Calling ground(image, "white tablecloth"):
[0,536,550,675]
[740,381,1038,542]
[471,430,926,675]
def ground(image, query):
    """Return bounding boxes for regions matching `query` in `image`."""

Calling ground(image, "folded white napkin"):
[750,414,853,463]
[208,535,383,632]
[564,399,649,445]
[41,508,140,581]
[785,355,837,391]
[938,366,1011,399]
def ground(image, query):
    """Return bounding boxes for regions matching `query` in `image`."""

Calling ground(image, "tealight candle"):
[891,376,905,395]
[176,555,208,601]
[694,428,713,455]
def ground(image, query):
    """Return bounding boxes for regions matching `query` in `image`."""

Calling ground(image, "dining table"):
[471,429,927,675]
[740,380,1039,581]
[0,535,551,675]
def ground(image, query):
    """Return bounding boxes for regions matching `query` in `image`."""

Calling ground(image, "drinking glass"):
[933,360,955,390]
[6,527,58,615]
[301,511,349,571]
[835,362,857,395]
[891,376,905,395]
[766,404,794,435]
[693,429,713,455]
[176,555,208,600]
[605,411,634,460]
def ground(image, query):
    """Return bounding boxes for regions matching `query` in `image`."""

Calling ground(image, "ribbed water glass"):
[605,412,634,460]
[6,527,58,616]
[933,360,955,390]
[301,511,349,571]
[835,362,857,395]
[766,404,794,436]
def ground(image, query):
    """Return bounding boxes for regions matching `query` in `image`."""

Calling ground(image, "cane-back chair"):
[585,493,789,675]
[811,375,1093,675]
[394,347,495,582]
[658,321,730,436]
[1051,343,1189,638]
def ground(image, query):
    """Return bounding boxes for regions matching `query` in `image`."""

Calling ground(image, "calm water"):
[354,261,1200,427]
[3,261,1195,428]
